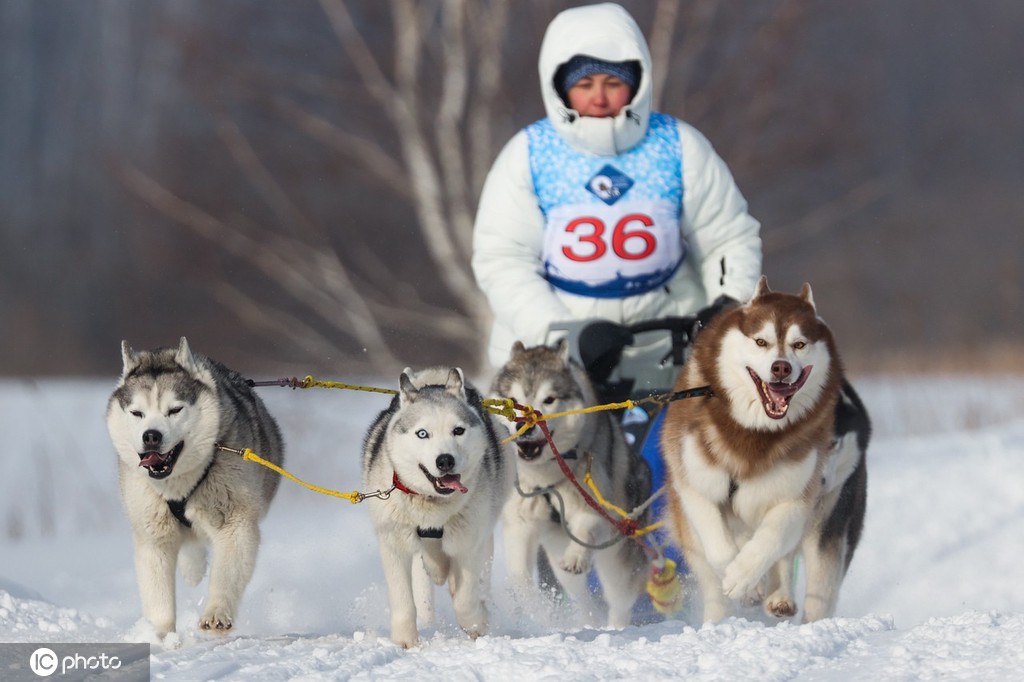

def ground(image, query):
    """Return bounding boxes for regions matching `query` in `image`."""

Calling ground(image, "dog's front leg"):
[800,530,846,622]
[677,486,738,576]
[723,500,807,601]
[558,503,609,575]
[418,538,450,585]
[502,502,541,596]
[133,533,179,637]
[378,540,419,648]
[764,554,798,618]
[202,519,260,633]
[448,542,490,639]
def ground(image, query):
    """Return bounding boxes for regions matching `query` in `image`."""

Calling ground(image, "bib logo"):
[586,165,634,205]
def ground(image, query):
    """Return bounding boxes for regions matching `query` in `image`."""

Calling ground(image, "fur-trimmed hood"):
[538,2,653,155]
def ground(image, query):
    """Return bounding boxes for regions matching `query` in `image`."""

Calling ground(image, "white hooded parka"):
[472,2,762,367]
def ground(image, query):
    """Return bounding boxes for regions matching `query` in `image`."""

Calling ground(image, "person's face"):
[567,73,633,118]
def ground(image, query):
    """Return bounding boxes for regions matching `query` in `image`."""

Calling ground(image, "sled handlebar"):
[624,316,698,336]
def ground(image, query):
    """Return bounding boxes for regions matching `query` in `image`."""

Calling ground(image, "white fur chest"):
[730,452,818,527]
[680,433,733,503]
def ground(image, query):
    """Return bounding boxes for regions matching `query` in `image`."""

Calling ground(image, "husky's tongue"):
[437,474,468,494]
[749,366,813,419]
[763,385,794,417]
[139,451,169,468]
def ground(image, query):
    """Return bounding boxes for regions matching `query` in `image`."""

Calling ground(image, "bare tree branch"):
[319,0,485,320]
[318,0,402,113]
[212,117,413,374]
[648,0,681,112]
[466,0,510,193]
[116,160,403,369]
[213,282,348,364]
[215,117,323,243]
[270,96,411,199]
[436,0,475,263]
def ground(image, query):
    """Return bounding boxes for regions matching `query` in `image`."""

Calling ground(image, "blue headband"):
[557,56,641,99]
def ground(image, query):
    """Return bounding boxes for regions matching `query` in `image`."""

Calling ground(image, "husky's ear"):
[174,337,199,373]
[799,282,816,310]
[444,367,467,400]
[554,337,570,362]
[120,340,141,378]
[174,337,216,389]
[399,371,418,404]
[752,275,771,300]
[510,341,527,358]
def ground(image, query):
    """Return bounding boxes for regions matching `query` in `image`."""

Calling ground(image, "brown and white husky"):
[661,276,869,623]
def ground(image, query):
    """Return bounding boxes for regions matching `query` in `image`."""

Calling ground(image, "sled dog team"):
[108,278,869,647]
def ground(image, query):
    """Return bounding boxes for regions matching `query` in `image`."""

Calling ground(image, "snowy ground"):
[2,375,1024,680]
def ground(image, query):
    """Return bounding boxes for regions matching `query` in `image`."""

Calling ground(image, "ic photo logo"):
[29,647,58,677]
[28,646,124,677]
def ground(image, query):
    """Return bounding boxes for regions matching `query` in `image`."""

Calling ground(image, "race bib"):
[543,199,685,297]
[527,113,687,298]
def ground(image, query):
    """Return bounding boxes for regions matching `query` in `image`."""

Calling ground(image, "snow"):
[3,375,1024,680]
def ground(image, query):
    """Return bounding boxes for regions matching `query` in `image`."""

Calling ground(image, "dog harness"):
[532,448,578,524]
[166,457,216,529]
[526,112,686,298]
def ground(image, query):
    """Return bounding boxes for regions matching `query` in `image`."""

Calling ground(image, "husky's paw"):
[199,606,234,634]
[721,557,765,602]
[559,547,591,575]
[764,594,798,618]
[456,602,488,640]
[391,622,419,649]
[126,617,177,648]
[463,621,487,640]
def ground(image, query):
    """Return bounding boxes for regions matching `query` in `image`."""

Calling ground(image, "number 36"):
[561,213,657,262]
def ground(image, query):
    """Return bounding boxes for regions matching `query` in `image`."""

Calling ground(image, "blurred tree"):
[4,0,1022,376]
[115,0,813,375]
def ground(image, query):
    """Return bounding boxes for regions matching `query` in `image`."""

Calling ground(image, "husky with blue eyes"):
[106,336,284,643]
[361,366,512,648]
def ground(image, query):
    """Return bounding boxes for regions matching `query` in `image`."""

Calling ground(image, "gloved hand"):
[692,295,739,338]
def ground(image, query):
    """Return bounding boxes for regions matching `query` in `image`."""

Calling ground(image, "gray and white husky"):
[106,337,283,639]
[491,341,651,628]
[362,367,511,648]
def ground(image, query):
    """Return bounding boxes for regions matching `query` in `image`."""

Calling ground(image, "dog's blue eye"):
[130,410,143,418]
[168,406,183,416]
[416,429,429,439]
[453,426,465,436]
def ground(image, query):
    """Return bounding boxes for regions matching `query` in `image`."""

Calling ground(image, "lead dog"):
[661,277,869,623]
[491,341,651,628]
[106,337,284,639]
[362,367,511,648]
